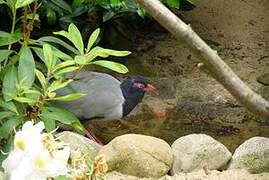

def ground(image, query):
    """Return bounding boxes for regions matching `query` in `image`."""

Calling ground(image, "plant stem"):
[4,8,16,66]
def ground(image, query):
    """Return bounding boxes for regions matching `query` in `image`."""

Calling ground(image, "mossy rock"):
[228,137,269,174]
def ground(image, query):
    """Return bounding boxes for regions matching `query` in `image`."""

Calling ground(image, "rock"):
[171,134,232,174]
[56,131,102,160]
[98,134,173,178]
[228,136,269,173]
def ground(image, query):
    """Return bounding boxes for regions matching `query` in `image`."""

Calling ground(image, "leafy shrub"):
[0,0,130,163]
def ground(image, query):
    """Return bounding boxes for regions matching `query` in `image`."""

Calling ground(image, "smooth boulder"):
[171,134,232,174]
[56,131,102,160]
[98,134,173,178]
[228,136,269,173]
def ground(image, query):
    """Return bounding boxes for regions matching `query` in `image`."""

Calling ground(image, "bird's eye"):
[133,82,145,89]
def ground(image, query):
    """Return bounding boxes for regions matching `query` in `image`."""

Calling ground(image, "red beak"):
[144,84,159,95]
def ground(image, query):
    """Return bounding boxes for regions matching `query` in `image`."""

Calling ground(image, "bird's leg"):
[84,126,103,145]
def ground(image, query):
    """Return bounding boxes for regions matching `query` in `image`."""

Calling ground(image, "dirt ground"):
[106,169,269,180]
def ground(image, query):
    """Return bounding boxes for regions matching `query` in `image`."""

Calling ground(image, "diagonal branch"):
[135,0,269,120]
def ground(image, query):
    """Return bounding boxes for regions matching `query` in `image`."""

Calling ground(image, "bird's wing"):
[55,72,124,120]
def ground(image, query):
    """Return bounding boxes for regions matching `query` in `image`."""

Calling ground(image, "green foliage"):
[0,2,131,165]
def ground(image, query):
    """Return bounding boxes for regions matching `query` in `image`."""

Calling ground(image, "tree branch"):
[135,0,269,120]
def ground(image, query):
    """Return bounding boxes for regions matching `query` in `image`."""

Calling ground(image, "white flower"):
[2,121,70,180]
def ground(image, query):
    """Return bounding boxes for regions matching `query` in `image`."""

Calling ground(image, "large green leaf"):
[0,31,22,46]
[51,0,72,13]
[68,23,84,55]
[41,103,79,125]
[91,46,131,58]
[43,44,56,71]
[0,97,18,114]
[86,28,100,52]
[3,66,18,101]
[51,61,76,72]
[53,66,79,76]
[35,69,47,89]
[0,112,16,120]
[38,36,79,54]
[0,116,23,141]
[47,79,73,92]
[41,116,56,132]
[74,55,90,65]
[90,60,128,73]
[13,97,37,104]
[31,47,45,63]
[15,0,35,9]
[48,93,87,101]
[0,136,14,164]
[18,46,35,90]
[0,50,14,63]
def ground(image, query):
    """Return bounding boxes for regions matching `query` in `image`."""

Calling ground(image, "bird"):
[55,71,158,143]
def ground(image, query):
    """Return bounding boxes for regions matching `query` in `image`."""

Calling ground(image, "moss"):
[231,152,269,174]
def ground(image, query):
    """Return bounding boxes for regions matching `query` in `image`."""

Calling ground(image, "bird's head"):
[130,76,159,95]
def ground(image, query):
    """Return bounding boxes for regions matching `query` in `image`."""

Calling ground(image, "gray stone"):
[171,134,232,174]
[228,136,269,173]
[56,131,102,160]
[99,134,173,178]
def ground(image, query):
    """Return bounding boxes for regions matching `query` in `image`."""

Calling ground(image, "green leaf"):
[74,55,90,65]
[51,0,72,13]
[15,0,35,9]
[0,97,18,114]
[41,103,79,125]
[51,61,75,72]
[0,31,22,46]
[91,60,128,73]
[0,112,16,120]
[43,44,56,71]
[35,69,47,89]
[46,7,56,25]
[167,0,179,8]
[53,49,73,61]
[27,13,40,22]
[47,79,73,92]
[13,97,37,104]
[38,36,79,54]
[71,120,85,135]
[54,66,79,76]
[48,93,87,101]
[18,46,35,90]
[86,28,100,52]
[68,23,84,55]
[41,116,56,132]
[0,116,23,141]
[0,136,14,164]
[91,46,131,58]
[0,50,14,63]
[0,0,6,5]
[55,176,70,180]
[3,66,18,101]
[31,47,45,63]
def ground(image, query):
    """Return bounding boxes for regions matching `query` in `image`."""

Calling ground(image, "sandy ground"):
[106,169,269,180]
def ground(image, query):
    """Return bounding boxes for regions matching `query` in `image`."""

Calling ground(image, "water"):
[86,109,269,152]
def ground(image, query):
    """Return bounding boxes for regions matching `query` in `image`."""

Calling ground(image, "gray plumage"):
[55,71,125,120]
